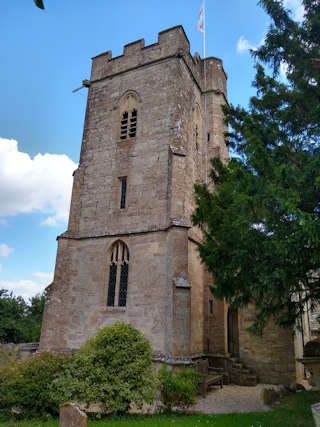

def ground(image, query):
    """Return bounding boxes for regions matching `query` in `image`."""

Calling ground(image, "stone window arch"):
[119,93,138,140]
[107,240,130,307]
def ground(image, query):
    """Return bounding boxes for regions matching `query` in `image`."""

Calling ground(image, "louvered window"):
[119,93,138,141]
[107,241,129,307]
[129,109,137,138]
[120,112,129,140]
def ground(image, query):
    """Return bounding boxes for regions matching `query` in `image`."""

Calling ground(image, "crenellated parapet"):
[89,25,227,98]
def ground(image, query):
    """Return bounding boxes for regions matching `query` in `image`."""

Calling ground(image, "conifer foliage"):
[193,0,320,333]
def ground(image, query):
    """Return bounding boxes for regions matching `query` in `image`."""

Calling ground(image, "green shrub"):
[157,364,201,411]
[51,322,155,414]
[0,347,18,370]
[0,352,69,419]
[0,322,155,419]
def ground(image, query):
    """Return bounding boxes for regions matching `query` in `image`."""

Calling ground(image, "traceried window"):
[107,241,130,307]
[120,93,138,140]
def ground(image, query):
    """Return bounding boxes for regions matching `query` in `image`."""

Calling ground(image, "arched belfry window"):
[107,241,130,307]
[120,93,138,140]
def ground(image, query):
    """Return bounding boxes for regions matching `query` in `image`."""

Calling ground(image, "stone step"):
[209,367,224,373]
[230,369,258,386]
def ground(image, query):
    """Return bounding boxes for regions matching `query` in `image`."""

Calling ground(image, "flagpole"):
[203,0,208,184]
[197,0,208,184]
[203,0,206,59]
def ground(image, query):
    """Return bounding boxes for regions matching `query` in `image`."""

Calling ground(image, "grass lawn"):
[1,391,319,427]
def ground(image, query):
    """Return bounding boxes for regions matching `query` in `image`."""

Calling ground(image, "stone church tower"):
[40,25,228,361]
[40,26,298,384]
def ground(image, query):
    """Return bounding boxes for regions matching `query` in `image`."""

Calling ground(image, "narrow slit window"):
[107,241,130,307]
[120,177,127,209]
[207,132,210,142]
[209,300,213,315]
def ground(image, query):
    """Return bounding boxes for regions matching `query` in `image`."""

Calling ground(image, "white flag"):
[197,1,204,33]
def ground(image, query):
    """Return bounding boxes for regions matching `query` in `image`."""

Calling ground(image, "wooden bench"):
[195,359,223,397]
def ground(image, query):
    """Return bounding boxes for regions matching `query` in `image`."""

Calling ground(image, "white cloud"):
[237,35,265,54]
[32,272,54,285]
[0,138,77,226]
[237,36,257,53]
[0,243,14,257]
[0,264,2,273]
[283,0,305,21]
[0,272,53,300]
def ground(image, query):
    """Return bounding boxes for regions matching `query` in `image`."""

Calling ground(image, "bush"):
[0,347,18,370]
[0,352,69,419]
[51,322,155,414]
[0,322,155,419]
[157,364,201,411]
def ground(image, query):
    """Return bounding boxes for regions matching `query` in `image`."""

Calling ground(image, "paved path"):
[187,384,271,414]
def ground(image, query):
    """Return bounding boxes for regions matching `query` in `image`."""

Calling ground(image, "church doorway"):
[227,308,239,356]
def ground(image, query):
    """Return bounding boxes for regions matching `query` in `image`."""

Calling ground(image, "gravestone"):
[59,402,87,427]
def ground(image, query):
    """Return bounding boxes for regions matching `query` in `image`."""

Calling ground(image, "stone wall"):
[40,26,227,362]
[238,305,296,384]
[41,231,168,354]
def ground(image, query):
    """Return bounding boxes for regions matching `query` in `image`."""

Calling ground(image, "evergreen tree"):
[193,0,320,333]
[34,0,45,9]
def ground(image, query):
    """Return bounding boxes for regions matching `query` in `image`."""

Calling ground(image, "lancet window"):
[107,241,130,307]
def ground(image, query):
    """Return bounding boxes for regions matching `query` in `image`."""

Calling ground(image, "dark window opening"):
[107,241,129,307]
[207,132,210,142]
[107,263,117,306]
[120,178,127,209]
[120,109,137,140]
[118,262,129,306]
[209,300,213,314]
[129,109,137,138]
[120,112,128,140]
[195,124,199,151]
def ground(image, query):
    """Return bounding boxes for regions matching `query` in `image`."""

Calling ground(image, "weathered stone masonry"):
[40,26,297,384]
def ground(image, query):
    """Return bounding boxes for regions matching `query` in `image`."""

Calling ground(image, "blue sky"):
[0,0,303,299]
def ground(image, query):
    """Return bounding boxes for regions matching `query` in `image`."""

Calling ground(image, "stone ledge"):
[152,352,205,365]
[104,307,126,313]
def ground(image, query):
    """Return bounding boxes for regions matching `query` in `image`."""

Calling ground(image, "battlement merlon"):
[89,25,227,96]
